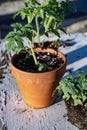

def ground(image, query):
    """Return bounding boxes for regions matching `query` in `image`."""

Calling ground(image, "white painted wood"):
[1,33,87,130]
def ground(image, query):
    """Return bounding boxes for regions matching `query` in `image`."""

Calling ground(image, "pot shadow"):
[53,93,63,104]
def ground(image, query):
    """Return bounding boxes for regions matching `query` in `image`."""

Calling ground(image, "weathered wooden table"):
[0,33,87,130]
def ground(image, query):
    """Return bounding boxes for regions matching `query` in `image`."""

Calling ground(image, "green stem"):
[27,16,38,65]
[27,16,30,23]
[46,16,53,32]
[35,16,40,44]
[29,41,38,65]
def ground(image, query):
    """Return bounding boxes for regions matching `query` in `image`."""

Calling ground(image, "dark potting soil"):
[65,100,87,130]
[34,41,59,50]
[13,51,64,73]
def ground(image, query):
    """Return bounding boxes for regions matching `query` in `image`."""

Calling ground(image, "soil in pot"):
[13,50,64,73]
[34,41,60,50]
[65,100,87,130]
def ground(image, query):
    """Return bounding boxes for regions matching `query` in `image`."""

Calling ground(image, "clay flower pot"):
[10,48,66,108]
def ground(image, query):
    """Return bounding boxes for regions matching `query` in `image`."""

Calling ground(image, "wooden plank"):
[0,33,87,130]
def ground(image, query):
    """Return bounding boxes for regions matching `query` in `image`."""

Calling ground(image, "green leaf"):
[15,47,24,54]
[21,27,32,41]
[15,35,24,48]
[39,9,44,19]
[13,11,19,19]
[21,12,26,20]
[25,24,33,29]
[82,95,87,102]
[47,9,57,18]
[11,23,22,29]
[5,0,74,66]
[82,82,87,90]
[5,32,15,39]
[16,30,23,35]
[52,29,60,38]
[40,0,49,8]
[38,63,47,72]
[6,39,15,52]
[74,99,82,106]
[59,28,67,34]
[38,63,44,71]
[27,10,36,23]
[58,72,87,106]
[13,8,26,20]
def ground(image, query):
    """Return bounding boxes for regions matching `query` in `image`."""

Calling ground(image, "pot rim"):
[10,48,67,75]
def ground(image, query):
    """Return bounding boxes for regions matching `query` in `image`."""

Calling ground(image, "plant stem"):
[46,16,53,32]
[35,16,40,44]
[27,16,38,65]
[29,41,38,65]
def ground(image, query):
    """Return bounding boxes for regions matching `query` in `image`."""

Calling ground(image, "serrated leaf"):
[11,23,22,29]
[15,35,24,48]
[5,32,15,39]
[58,72,87,106]
[82,82,87,90]
[6,39,15,52]
[21,12,26,20]
[21,27,32,41]
[27,12,35,23]
[13,8,25,19]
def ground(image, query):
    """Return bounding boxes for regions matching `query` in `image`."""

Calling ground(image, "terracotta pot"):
[10,48,66,108]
